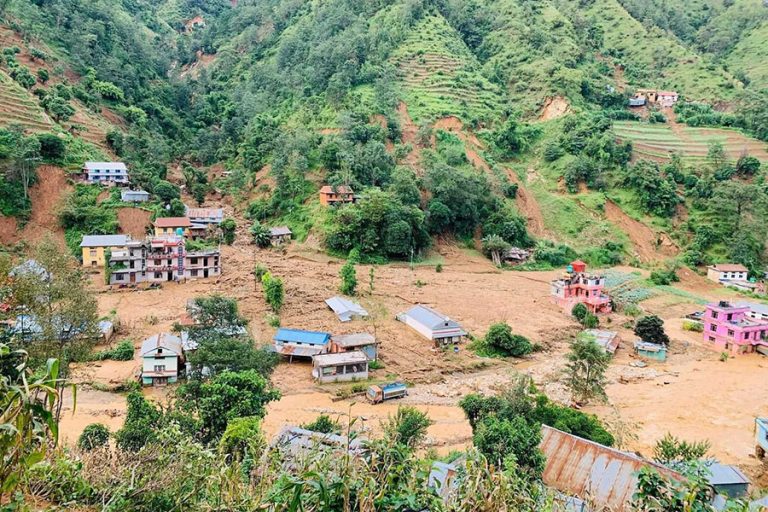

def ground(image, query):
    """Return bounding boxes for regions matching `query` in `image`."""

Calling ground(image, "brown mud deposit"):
[604,199,677,262]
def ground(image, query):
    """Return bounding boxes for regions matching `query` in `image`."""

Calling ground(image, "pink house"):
[702,301,768,355]
[550,261,612,314]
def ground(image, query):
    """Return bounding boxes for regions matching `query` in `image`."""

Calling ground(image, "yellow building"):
[80,235,130,267]
[153,217,192,237]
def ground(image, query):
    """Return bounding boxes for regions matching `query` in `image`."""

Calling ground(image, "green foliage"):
[78,424,110,451]
[260,272,284,313]
[217,416,265,461]
[220,218,236,245]
[0,345,64,496]
[177,370,280,444]
[650,268,680,286]
[115,391,162,452]
[494,118,541,157]
[382,406,432,449]
[635,315,670,346]
[582,312,599,329]
[249,222,271,248]
[96,339,134,361]
[483,322,532,358]
[187,336,278,380]
[652,433,711,469]
[683,320,703,333]
[565,334,610,404]
[37,133,66,160]
[571,303,588,323]
[625,160,680,217]
[339,259,357,296]
[301,414,342,435]
[473,415,545,477]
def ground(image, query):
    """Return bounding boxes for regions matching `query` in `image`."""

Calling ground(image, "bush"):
[485,322,532,358]
[301,414,341,434]
[250,222,271,248]
[78,423,110,451]
[37,133,65,160]
[261,272,284,313]
[571,303,588,322]
[220,218,236,245]
[435,263,443,273]
[218,416,265,460]
[649,268,679,286]
[339,260,357,295]
[97,339,134,361]
[682,320,703,332]
[582,312,599,328]
[634,315,670,345]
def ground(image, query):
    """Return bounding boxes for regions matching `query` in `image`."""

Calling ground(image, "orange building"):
[319,185,355,206]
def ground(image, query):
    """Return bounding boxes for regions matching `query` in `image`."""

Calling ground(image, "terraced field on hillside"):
[613,121,768,164]
[390,14,503,123]
[0,71,52,132]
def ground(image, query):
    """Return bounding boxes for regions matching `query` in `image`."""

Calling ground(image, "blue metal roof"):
[273,328,330,345]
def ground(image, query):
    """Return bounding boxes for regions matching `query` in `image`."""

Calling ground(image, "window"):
[89,249,97,257]
[727,313,733,321]
[322,367,334,376]
[153,365,166,372]
[154,272,162,278]
[190,258,198,265]
[710,324,717,331]
[190,270,198,277]
[709,336,715,342]
[727,329,734,337]
[711,311,718,319]
[115,274,124,281]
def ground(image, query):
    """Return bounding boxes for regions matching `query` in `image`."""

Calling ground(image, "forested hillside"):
[1,0,768,270]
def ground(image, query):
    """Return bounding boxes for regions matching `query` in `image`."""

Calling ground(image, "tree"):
[482,234,511,267]
[188,295,247,333]
[735,155,760,177]
[261,272,284,313]
[634,315,670,345]
[571,303,587,323]
[78,423,110,451]
[0,346,65,498]
[220,218,236,245]
[652,433,711,469]
[192,183,207,206]
[187,336,278,378]
[36,68,49,84]
[153,180,180,202]
[177,370,279,444]
[339,260,357,295]
[218,416,265,461]
[37,133,65,160]
[115,391,163,452]
[382,406,432,449]
[473,415,545,476]
[484,322,532,357]
[250,222,271,248]
[565,334,610,404]
[582,312,599,328]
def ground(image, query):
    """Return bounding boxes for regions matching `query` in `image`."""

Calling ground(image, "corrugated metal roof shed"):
[273,426,366,458]
[540,425,684,512]
[326,296,368,322]
[707,463,750,486]
[401,304,465,333]
[80,234,129,247]
[276,344,323,357]
[270,226,292,236]
[273,328,331,346]
[583,329,619,354]
[312,350,368,366]
[332,333,376,348]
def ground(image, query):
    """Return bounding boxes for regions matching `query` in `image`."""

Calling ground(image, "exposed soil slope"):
[604,199,677,262]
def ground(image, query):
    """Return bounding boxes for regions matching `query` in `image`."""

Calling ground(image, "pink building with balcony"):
[550,260,612,314]
[702,301,768,355]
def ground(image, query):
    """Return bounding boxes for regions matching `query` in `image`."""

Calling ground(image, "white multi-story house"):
[141,333,183,386]
[83,162,129,186]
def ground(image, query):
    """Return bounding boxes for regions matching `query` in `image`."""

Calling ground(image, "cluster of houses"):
[550,260,612,314]
[81,231,222,286]
[628,88,679,108]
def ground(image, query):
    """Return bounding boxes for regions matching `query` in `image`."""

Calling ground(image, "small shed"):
[397,304,466,347]
[634,340,667,361]
[273,328,331,360]
[755,418,768,459]
[502,247,530,264]
[706,462,750,498]
[98,320,115,343]
[269,226,293,246]
[312,350,369,383]
[569,260,587,273]
[121,189,150,202]
[325,296,368,322]
[629,97,646,107]
[272,426,366,460]
[330,333,378,361]
[583,329,619,355]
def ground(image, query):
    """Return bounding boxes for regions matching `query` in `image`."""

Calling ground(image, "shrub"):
[261,272,284,313]
[78,423,110,451]
[218,416,265,460]
[682,320,703,332]
[634,315,670,346]
[649,268,679,286]
[220,218,236,245]
[582,312,599,328]
[97,339,134,361]
[250,222,271,248]
[571,303,588,322]
[435,263,443,273]
[484,322,532,358]
[339,260,357,295]
[301,414,341,434]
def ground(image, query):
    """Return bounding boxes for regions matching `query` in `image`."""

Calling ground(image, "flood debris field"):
[65,235,768,479]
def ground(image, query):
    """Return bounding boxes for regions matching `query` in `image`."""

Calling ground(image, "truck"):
[366,382,407,404]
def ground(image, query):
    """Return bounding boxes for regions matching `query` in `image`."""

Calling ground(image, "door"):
[130,273,136,284]
[204,269,209,278]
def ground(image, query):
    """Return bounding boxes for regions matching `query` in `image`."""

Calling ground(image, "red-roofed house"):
[319,185,355,206]
[154,217,192,236]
